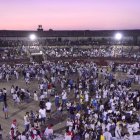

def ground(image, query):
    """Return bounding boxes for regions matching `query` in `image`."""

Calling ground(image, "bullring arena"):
[0,29,140,140]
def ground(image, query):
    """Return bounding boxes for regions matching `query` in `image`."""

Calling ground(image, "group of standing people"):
[0,58,140,140]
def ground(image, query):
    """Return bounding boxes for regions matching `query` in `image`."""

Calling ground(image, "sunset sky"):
[0,0,140,30]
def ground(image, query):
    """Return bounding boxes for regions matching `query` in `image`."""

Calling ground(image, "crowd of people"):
[44,46,140,59]
[0,56,140,139]
[0,37,139,47]
[0,46,28,60]
[0,38,140,60]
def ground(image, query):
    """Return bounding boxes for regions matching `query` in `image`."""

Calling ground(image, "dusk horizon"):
[1,28,140,31]
[0,0,140,30]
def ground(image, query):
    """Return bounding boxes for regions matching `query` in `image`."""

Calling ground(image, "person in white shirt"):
[39,108,46,125]
[44,125,53,139]
[39,83,44,91]
[24,112,30,132]
[6,73,9,82]
[62,90,67,108]
[84,93,89,102]
[64,130,72,140]
[85,131,90,140]
[132,121,140,135]
[15,95,20,104]
[45,99,52,119]
[103,89,108,99]
[14,71,19,80]
[43,89,48,98]
[18,131,27,140]
[10,85,15,94]
[115,124,122,139]
[75,111,81,120]
[103,128,112,140]
[127,123,133,136]
[34,91,38,101]
[66,118,73,131]
[40,93,45,101]
[13,93,17,106]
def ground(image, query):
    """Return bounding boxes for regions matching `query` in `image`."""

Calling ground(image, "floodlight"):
[115,33,122,41]
[29,34,36,41]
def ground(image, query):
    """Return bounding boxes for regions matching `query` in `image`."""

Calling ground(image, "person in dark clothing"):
[3,93,7,103]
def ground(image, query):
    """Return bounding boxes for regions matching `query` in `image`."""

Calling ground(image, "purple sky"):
[0,0,140,30]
